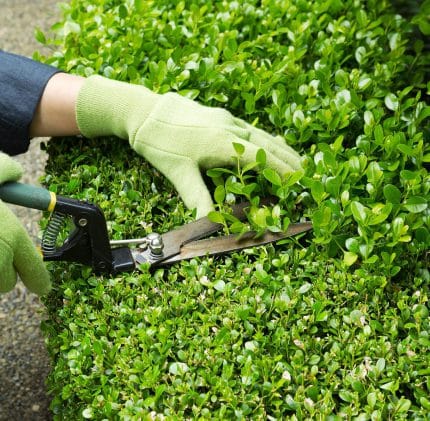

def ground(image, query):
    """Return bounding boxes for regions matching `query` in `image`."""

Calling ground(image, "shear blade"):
[157,222,312,266]
[147,199,277,264]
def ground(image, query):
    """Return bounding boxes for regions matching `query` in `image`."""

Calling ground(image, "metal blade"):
[151,200,272,263]
[156,222,312,266]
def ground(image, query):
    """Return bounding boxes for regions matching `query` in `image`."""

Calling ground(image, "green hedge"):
[37,0,429,418]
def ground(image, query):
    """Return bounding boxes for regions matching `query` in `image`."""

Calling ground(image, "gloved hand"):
[76,76,302,217]
[0,153,51,295]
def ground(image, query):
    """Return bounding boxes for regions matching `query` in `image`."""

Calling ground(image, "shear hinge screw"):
[147,233,164,257]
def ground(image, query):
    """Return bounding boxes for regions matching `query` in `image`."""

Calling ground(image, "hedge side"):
[37,0,429,419]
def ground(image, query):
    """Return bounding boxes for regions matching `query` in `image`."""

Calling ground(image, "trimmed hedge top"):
[37,0,429,419]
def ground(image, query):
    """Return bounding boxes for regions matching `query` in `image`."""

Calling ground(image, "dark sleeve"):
[0,50,61,155]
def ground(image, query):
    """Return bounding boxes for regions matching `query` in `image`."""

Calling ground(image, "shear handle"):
[44,196,135,273]
[0,181,55,211]
[0,182,134,273]
[43,196,115,272]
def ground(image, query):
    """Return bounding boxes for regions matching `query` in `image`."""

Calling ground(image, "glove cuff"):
[76,75,160,142]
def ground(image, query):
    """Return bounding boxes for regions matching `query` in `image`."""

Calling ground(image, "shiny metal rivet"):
[147,233,164,256]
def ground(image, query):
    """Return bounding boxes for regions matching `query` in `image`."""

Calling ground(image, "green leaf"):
[34,27,46,44]
[207,168,234,178]
[420,397,430,410]
[364,110,374,126]
[345,238,359,253]
[418,19,430,36]
[416,105,430,125]
[249,206,270,228]
[169,362,189,375]
[214,185,226,204]
[82,408,94,419]
[256,149,267,166]
[367,392,377,408]
[325,176,341,197]
[298,283,312,294]
[383,184,401,204]
[242,92,256,113]
[380,380,398,392]
[211,93,229,103]
[63,21,81,36]
[376,358,385,374]
[226,181,244,195]
[369,203,392,225]
[242,162,259,173]
[207,211,225,224]
[118,4,128,18]
[339,390,354,403]
[344,251,358,266]
[263,168,282,186]
[312,205,332,227]
[272,89,280,106]
[335,69,349,87]
[366,162,383,185]
[358,76,372,90]
[415,226,430,244]
[374,125,384,144]
[397,144,415,157]
[284,170,304,187]
[310,180,325,203]
[213,280,226,292]
[400,169,420,181]
[403,196,428,213]
[242,183,257,196]
[355,46,366,64]
[232,142,245,156]
[389,32,401,51]
[351,201,368,225]
[293,109,305,128]
[350,309,365,325]
[384,93,399,111]
[178,89,200,99]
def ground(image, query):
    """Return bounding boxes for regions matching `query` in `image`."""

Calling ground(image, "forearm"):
[0,50,60,155]
[29,72,84,137]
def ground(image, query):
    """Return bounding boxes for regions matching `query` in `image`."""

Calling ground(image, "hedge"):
[36,0,429,418]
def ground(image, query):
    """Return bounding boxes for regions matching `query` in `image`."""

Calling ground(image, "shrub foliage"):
[37,0,429,418]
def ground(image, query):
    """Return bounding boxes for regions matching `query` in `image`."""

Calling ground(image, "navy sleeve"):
[0,50,60,155]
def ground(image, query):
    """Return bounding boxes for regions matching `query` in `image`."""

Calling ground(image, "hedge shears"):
[0,182,312,273]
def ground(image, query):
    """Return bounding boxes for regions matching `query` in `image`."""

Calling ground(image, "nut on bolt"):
[147,232,164,256]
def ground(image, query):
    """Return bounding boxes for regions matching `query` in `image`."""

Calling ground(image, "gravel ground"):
[0,1,60,419]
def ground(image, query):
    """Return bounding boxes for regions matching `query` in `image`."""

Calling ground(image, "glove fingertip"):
[13,241,52,296]
[37,280,52,296]
[0,153,23,183]
[21,268,52,296]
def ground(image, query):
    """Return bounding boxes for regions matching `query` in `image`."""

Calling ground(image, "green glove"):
[0,153,51,295]
[76,76,302,217]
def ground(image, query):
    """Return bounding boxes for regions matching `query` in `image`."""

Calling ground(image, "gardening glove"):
[76,76,302,217]
[0,153,51,295]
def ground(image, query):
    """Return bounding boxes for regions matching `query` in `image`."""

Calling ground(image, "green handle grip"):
[0,182,56,211]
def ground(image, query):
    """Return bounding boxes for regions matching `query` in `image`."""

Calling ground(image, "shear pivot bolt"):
[147,233,164,256]
[78,218,88,227]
